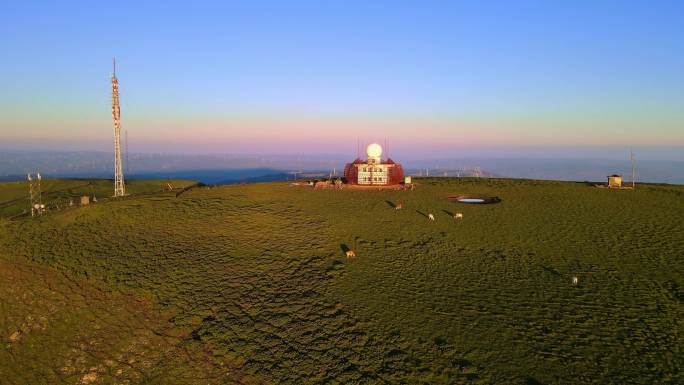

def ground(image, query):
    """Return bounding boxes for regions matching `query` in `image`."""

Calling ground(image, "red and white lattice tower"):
[111,58,125,197]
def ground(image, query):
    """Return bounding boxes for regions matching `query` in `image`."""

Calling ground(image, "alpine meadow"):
[1,178,682,384]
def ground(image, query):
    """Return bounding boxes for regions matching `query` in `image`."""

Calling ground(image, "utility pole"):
[630,148,636,188]
[37,173,42,213]
[125,129,130,176]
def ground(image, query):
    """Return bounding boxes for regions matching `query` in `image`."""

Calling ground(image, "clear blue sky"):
[1,1,683,157]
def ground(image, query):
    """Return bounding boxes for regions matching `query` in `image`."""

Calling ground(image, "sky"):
[1,0,683,159]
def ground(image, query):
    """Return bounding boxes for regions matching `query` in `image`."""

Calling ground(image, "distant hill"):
[3,151,684,184]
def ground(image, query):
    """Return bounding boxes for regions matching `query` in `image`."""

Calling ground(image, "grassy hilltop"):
[0,179,196,218]
[1,178,682,384]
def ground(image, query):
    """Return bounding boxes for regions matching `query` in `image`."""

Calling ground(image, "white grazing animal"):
[428,214,435,221]
[454,213,463,219]
[345,250,356,258]
[572,276,579,285]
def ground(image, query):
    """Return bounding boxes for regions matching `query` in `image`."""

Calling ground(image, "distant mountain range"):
[1,151,683,184]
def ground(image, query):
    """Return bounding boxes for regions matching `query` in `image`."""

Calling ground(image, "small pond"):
[447,195,501,204]
[458,198,485,203]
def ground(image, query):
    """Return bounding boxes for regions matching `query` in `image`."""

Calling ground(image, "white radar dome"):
[366,143,383,158]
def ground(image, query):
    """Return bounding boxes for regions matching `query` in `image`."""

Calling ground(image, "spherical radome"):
[366,143,382,158]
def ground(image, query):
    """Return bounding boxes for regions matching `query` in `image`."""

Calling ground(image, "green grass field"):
[1,178,682,384]
[0,179,196,219]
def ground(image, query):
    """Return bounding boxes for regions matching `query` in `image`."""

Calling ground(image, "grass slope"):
[1,178,682,384]
[0,257,254,384]
[0,179,196,218]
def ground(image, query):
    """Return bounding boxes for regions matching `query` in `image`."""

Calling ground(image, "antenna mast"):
[27,173,43,216]
[630,148,636,188]
[28,174,35,217]
[111,57,125,196]
[356,137,360,159]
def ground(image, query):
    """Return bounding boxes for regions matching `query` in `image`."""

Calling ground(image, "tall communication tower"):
[111,58,125,197]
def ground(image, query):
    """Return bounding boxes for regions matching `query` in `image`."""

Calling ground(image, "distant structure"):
[473,167,483,178]
[630,148,636,188]
[344,143,404,185]
[607,174,623,188]
[111,58,125,197]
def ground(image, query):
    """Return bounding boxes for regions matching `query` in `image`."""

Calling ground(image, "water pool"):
[458,198,485,203]
[447,195,501,204]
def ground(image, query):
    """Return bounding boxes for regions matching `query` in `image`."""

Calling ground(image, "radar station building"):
[344,143,404,185]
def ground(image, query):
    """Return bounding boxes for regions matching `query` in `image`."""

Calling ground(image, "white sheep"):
[454,213,463,219]
[572,276,579,285]
[428,213,435,221]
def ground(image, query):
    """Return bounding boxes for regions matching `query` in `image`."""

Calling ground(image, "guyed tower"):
[111,58,125,196]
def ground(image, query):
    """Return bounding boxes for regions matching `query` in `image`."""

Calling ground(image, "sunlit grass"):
[1,178,682,384]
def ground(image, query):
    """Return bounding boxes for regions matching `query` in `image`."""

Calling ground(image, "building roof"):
[347,158,400,166]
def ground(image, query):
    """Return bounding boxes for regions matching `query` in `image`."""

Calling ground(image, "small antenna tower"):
[384,137,387,161]
[27,173,43,216]
[630,148,636,188]
[111,57,126,197]
[28,174,35,217]
[37,173,43,212]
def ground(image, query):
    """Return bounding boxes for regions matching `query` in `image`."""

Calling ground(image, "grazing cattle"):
[395,203,403,210]
[428,213,435,221]
[454,213,463,219]
[572,276,579,285]
[345,250,356,258]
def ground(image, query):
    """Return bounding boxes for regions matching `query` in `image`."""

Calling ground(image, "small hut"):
[607,174,623,188]
[80,196,90,205]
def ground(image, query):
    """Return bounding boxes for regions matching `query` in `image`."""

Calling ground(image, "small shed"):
[80,196,90,205]
[607,174,623,188]
[404,176,412,184]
